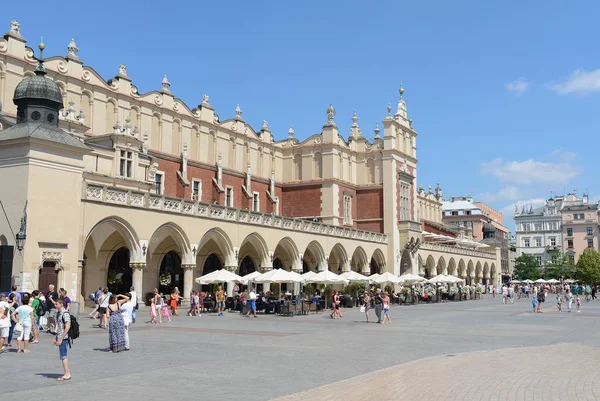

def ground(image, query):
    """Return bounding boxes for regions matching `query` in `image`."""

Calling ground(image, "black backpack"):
[36,300,46,317]
[62,312,80,347]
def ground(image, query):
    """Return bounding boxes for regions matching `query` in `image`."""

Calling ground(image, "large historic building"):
[0,20,501,304]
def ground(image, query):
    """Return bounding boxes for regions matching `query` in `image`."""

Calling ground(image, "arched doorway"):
[159,250,183,294]
[107,247,131,294]
[399,249,411,275]
[200,253,222,292]
[273,258,284,270]
[370,257,381,275]
[39,261,58,292]
[239,255,256,277]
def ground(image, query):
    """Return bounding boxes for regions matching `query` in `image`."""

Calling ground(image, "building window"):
[588,239,594,248]
[535,238,542,247]
[574,214,579,220]
[119,150,133,178]
[451,211,458,216]
[568,239,574,249]
[465,210,471,216]
[252,192,260,212]
[400,183,411,221]
[587,227,593,236]
[550,237,556,246]
[567,228,573,237]
[524,223,530,232]
[580,214,585,219]
[536,256,542,266]
[225,187,233,208]
[192,180,202,201]
[524,239,530,247]
[154,171,164,195]
[343,195,352,224]
[535,223,541,231]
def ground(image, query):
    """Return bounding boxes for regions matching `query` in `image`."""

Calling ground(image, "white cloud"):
[550,148,577,162]
[549,68,600,95]
[477,186,526,203]
[479,158,580,185]
[505,78,530,96]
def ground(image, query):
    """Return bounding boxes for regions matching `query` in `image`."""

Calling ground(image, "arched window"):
[294,154,302,180]
[172,120,181,155]
[130,107,139,132]
[229,139,236,169]
[191,126,199,161]
[81,92,92,128]
[314,152,322,179]
[150,114,161,150]
[106,101,116,134]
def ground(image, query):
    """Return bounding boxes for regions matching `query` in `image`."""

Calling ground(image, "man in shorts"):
[246,287,258,318]
[30,290,42,343]
[0,294,10,352]
[53,299,71,381]
[216,286,225,316]
[45,284,59,334]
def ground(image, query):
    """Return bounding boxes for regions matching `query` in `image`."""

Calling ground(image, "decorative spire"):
[351,110,358,128]
[409,115,413,128]
[161,75,172,94]
[66,38,80,61]
[235,104,243,120]
[288,126,295,139]
[324,104,336,127]
[261,120,270,132]
[5,20,24,41]
[202,94,210,104]
[35,38,46,74]
[374,123,381,139]
[395,83,408,119]
[115,64,130,80]
[386,103,392,119]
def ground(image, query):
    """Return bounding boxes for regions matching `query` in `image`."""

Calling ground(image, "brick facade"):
[356,187,384,233]
[281,185,322,218]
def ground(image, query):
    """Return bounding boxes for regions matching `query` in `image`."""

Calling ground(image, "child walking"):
[532,296,538,313]
[576,295,581,313]
[556,294,562,312]
[382,292,391,325]
[149,297,158,324]
[162,300,172,322]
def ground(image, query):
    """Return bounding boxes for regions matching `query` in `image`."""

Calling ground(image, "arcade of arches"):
[81,217,388,304]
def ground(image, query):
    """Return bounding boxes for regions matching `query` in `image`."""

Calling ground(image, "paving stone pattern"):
[2,296,599,401]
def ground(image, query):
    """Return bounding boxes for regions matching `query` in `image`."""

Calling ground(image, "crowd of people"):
[494,282,596,313]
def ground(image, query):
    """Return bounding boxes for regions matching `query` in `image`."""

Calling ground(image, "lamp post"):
[15,230,26,251]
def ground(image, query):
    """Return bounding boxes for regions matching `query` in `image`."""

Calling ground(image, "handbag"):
[359,306,366,313]
[14,322,23,336]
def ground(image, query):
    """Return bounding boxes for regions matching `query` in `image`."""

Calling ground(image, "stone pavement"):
[2,295,600,401]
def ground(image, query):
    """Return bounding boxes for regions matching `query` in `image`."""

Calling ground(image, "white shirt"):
[120,302,134,326]
[249,291,257,301]
[129,291,138,306]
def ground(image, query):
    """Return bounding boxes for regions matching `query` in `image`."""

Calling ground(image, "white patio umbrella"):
[305,270,349,285]
[368,273,381,282]
[509,279,521,284]
[195,269,245,285]
[446,275,464,284]
[429,274,453,284]
[372,272,402,285]
[534,278,547,284]
[242,271,262,281]
[547,278,560,284]
[301,271,318,281]
[340,271,370,282]
[564,279,576,284]
[523,279,534,284]
[399,273,427,285]
[254,269,302,283]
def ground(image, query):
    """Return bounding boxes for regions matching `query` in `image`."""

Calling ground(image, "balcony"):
[83,183,388,244]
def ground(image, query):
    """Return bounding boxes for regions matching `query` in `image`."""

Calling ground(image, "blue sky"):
[4,1,599,231]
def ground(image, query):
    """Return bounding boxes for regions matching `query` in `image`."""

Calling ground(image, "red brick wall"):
[221,173,246,209]
[281,185,322,218]
[338,184,357,228]
[157,158,185,199]
[356,188,383,233]
[186,165,219,203]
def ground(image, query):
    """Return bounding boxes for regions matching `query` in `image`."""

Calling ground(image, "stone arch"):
[425,255,436,278]
[475,261,483,284]
[273,237,300,272]
[483,262,490,280]
[417,254,424,276]
[400,249,412,275]
[196,228,235,274]
[448,258,457,276]
[302,240,326,273]
[106,98,117,133]
[82,216,140,303]
[293,153,302,181]
[366,158,375,184]
[467,260,475,285]
[172,118,182,154]
[151,112,162,150]
[238,232,270,273]
[328,243,349,273]
[145,223,191,292]
[314,152,323,179]
[458,259,466,278]
[491,263,497,284]
[437,256,447,276]
[350,246,369,273]
[81,90,93,127]
[371,248,386,275]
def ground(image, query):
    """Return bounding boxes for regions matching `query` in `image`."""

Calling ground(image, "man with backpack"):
[53,299,72,381]
[30,290,44,344]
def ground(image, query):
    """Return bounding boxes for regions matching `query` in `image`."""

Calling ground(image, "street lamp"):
[15,230,26,251]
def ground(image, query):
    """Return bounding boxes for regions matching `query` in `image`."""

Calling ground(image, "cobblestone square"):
[3,296,599,401]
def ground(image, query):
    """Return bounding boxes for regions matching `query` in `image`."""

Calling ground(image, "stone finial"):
[325,104,336,127]
[428,185,432,194]
[288,126,295,139]
[183,142,188,153]
[161,75,172,94]
[78,110,85,124]
[217,152,222,166]
[386,103,392,119]
[351,110,358,128]
[435,182,443,200]
[113,122,121,135]
[374,122,381,139]
[202,94,210,104]
[66,38,80,60]
[261,120,270,132]
[5,20,24,41]
[115,64,130,80]
[235,104,243,120]
[132,126,139,138]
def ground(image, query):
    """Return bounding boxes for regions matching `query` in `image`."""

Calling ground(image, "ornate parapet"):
[420,242,496,260]
[83,184,388,244]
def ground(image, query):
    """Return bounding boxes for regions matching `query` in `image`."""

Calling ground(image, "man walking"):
[53,299,71,381]
[246,287,258,318]
[216,286,225,316]
[374,288,384,323]
[129,286,138,323]
[45,284,59,334]
[10,285,21,307]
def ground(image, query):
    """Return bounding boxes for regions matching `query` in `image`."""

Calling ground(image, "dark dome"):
[13,71,63,106]
[483,223,496,235]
